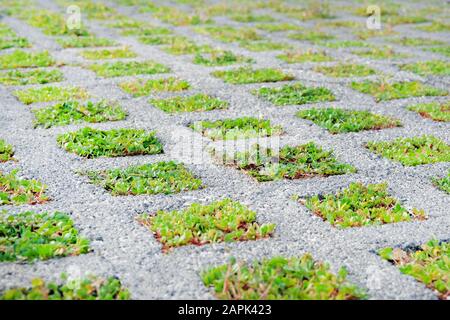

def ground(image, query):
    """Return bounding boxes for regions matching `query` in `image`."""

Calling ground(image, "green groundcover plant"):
[0,139,14,162]
[81,47,137,60]
[379,240,449,299]
[14,86,89,104]
[221,143,356,182]
[432,171,450,194]
[86,161,202,196]
[193,50,253,66]
[254,83,335,106]
[407,102,449,122]
[0,69,64,85]
[314,64,376,78]
[366,135,450,166]
[301,182,426,228]
[189,117,283,140]
[202,254,366,300]
[150,94,228,113]
[400,60,450,76]
[1,274,130,300]
[0,211,90,262]
[277,50,332,63]
[119,77,190,97]
[0,50,54,69]
[89,60,170,77]
[296,108,401,133]
[57,127,163,158]
[138,198,275,251]
[56,36,117,48]
[212,67,294,84]
[0,170,49,205]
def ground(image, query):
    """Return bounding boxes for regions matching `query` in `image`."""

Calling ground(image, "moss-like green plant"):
[417,21,450,32]
[400,60,450,76]
[33,100,127,128]
[152,5,211,26]
[350,80,447,102]
[389,37,445,47]
[254,83,335,106]
[354,28,397,40]
[138,198,275,251]
[302,182,425,228]
[0,170,49,205]
[150,94,228,113]
[80,47,137,60]
[318,40,369,48]
[0,139,14,162]
[0,211,89,262]
[379,240,449,299]
[162,37,213,55]
[119,26,172,37]
[212,67,294,84]
[289,31,334,43]
[193,50,253,66]
[86,161,202,195]
[407,102,449,122]
[190,117,283,141]
[366,135,450,166]
[255,23,301,32]
[194,26,262,43]
[56,36,116,48]
[314,64,376,78]
[427,46,450,57]
[239,40,291,52]
[297,108,401,134]
[277,50,332,63]
[351,47,409,59]
[0,37,29,50]
[57,127,163,158]
[119,77,190,97]
[230,13,275,23]
[221,143,355,182]
[1,275,130,300]
[14,86,89,105]
[89,60,170,77]
[0,69,63,85]
[432,172,450,194]
[0,50,54,69]
[202,254,366,300]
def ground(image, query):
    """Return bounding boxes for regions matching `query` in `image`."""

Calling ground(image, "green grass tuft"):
[14,86,89,105]
[150,94,228,113]
[56,36,117,48]
[193,50,253,66]
[254,83,335,106]
[239,40,292,52]
[195,26,262,43]
[0,170,49,205]
[277,50,332,63]
[351,47,409,59]
[0,139,14,162]
[400,60,450,76]
[0,37,30,50]
[289,31,334,43]
[119,77,190,97]
[230,13,275,23]
[0,50,54,69]
[89,60,170,77]
[389,37,445,47]
[57,127,163,158]
[314,64,376,78]
[255,23,301,32]
[427,46,450,58]
[407,102,449,122]
[212,67,294,84]
[81,47,136,60]
[0,69,63,85]
[432,172,450,194]
[366,135,450,166]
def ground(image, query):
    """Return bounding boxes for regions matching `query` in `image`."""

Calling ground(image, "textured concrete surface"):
[0,0,448,299]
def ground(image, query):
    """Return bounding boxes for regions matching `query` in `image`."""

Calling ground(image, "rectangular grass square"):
[193,50,253,66]
[254,83,335,106]
[277,50,333,63]
[56,36,117,48]
[379,240,449,299]
[189,117,283,141]
[366,135,450,166]
[150,94,228,113]
[222,143,356,182]
[195,26,262,43]
[14,86,89,104]
[300,182,426,228]
[314,64,376,77]
[81,47,137,60]
[119,77,190,97]
[350,80,447,102]
[89,60,170,77]
[0,139,14,162]
[138,198,275,251]
[239,40,292,52]
[0,211,89,262]
[86,161,202,195]
[0,37,29,50]
[0,69,63,86]
[201,254,366,300]
[400,60,450,76]
[351,47,409,60]
[296,108,401,134]
[407,102,449,122]
[0,50,54,69]
[0,170,48,205]
[212,67,294,84]
[57,127,163,158]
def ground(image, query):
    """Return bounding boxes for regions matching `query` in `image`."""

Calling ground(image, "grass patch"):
[150,94,228,113]
[89,60,170,77]
[119,77,190,97]
[230,13,275,23]
[379,240,449,299]
[212,67,293,84]
[162,37,213,55]
[0,170,49,205]
[296,108,401,134]
[14,86,89,105]
[56,36,116,48]
[318,40,369,48]
[254,83,335,106]
[417,21,450,32]
[300,182,425,228]
[81,47,137,60]
[432,172,450,194]
[0,139,14,162]
[193,50,253,66]
[354,28,397,40]
[189,117,283,141]
[427,46,450,58]
[86,161,202,196]
[255,23,302,32]
[0,69,63,85]
[0,37,29,50]
[57,127,163,158]
[407,102,449,122]
[239,40,291,52]
[351,47,408,59]
[289,31,334,43]
[0,211,89,262]
[1,275,130,300]
[277,50,333,63]
[33,100,127,128]
[314,64,376,78]
[221,143,355,182]
[366,135,450,166]
[400,60,450,76]
[0,50,54,69]
[350,80,447,102]
[202,254,366,300]
[389,37,445,47]
[138,198,275,251]
[195,26,262,43]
